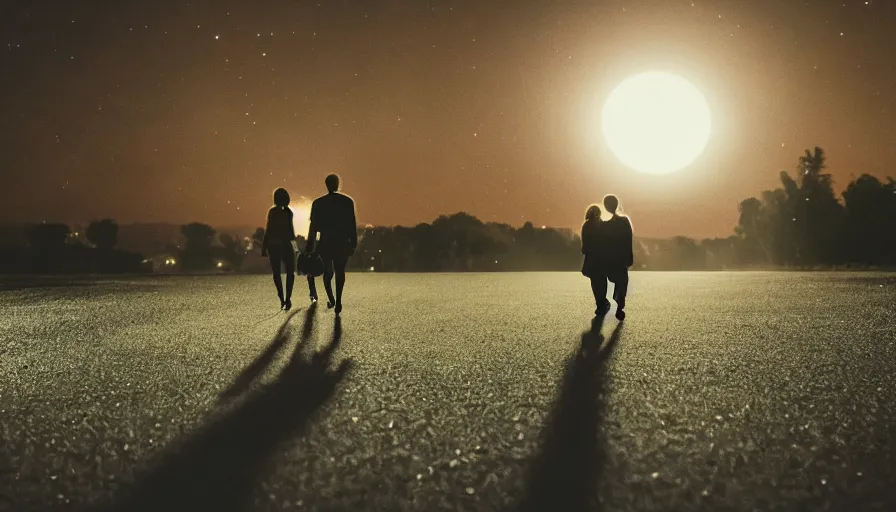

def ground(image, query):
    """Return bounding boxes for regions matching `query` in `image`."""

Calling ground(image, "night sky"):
[2,0,894,238]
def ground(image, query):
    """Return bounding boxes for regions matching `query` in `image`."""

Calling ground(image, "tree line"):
[0,219,145,274]
[2,146,893,274]
[734,147,896,267]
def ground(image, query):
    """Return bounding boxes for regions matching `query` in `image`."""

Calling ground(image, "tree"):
[180,222,216,271]
[735,146,847,267]
[27,223,70,273]
[252,227,265,253]
[842,174,896,265]
[86,219,118,251]
[669,236,704,270]
[735,197,768,264]
[217,233,245,271]
[27,223,70,250]
[796,147,846,265]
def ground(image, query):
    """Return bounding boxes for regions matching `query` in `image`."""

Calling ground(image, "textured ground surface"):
[1,272,895,511]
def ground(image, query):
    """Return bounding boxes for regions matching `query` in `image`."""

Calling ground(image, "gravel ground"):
[1,272,895,511]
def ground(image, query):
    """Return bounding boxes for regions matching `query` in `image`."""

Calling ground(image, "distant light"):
[216,261,223,268]
[541,225,546,229]
[495,260,498,264]
[369,266,375,272]
[215,34,220,40]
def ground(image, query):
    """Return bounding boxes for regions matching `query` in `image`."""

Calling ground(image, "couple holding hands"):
[261,174,357,315]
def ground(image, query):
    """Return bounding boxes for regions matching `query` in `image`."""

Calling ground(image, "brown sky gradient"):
[1,0,894,238]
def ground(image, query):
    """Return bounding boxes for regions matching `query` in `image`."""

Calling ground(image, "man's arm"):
[305,203,317,253]
[348,199,358,251]
[625,217,634,267]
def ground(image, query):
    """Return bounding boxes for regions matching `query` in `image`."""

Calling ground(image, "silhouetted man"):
[306,174,357,315]
[601,194,633,320]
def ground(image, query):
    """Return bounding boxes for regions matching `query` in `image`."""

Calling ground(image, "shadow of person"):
[219,308,305,402]
[103,304,352,512]
[516,316,623,512]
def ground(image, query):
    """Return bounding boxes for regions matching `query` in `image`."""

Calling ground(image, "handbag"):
[297,251,325,277]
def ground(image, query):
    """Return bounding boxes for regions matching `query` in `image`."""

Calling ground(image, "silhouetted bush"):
[180,222,216,271]
[86,219,119,251]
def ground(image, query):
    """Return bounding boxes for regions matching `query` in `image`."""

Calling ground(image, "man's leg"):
[612,269,628,310]
[334,253,349,309]
[322,255,336,306]
[283,246,295,305]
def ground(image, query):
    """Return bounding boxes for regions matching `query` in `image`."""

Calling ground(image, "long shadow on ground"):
[101,304,352,512]
[516,315,623,512]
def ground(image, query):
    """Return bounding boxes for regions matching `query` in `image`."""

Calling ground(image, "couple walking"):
[581,194,634,320]
[261,174,357,314]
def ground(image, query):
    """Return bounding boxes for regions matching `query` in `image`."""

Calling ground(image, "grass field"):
[1,272,895,511]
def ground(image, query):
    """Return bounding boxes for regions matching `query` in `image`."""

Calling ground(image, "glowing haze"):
[1,1,894,239]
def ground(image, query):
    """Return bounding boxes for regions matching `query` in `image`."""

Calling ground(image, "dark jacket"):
[603,214,634,268]
[581,218,605,278]
[262,206,296,251]
[306,192,358,253]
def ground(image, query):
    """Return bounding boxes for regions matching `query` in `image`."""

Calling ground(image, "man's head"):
[602,194,619,214]
[325,174,340,193]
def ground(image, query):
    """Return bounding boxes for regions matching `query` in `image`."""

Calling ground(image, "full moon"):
[602,72,711,174]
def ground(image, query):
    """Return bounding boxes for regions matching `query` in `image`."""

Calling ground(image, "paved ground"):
[1,272,895,511]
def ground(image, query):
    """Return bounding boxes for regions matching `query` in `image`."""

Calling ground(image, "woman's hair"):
[585,204,601,220]
[273,188,290,208]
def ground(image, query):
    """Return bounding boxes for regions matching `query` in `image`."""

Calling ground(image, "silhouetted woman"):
[601,194,634,320]
[261,188,296,310]
[581,204,611,316]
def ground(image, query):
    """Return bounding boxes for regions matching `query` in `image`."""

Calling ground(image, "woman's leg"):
[269,251,284,304]
[590,275,609,313]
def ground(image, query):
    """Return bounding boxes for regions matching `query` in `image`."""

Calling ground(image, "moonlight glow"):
[602,72,712,175]
[290,201,312,239]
